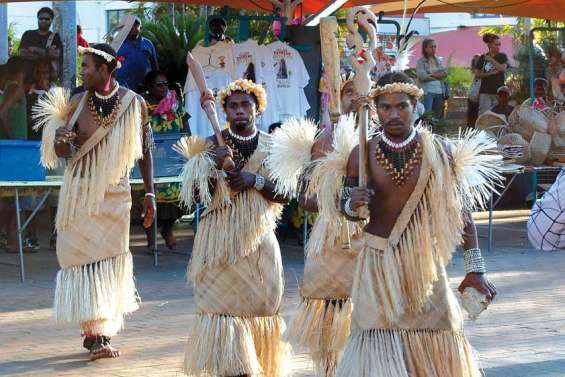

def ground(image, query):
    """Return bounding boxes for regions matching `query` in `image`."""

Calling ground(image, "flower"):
[218,79,267,114]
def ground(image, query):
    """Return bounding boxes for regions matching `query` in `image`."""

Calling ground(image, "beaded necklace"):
[374,129,422,186]
[225,127,259,170]
[88,84,120,129]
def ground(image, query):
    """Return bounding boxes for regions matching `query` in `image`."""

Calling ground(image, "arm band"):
[464,248,486,274]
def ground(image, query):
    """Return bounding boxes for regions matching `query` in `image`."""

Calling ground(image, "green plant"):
[142,12,205,85]
[446,66,473,97]
[8,22,20,55]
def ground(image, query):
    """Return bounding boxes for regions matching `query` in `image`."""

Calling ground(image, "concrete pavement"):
[1,218,564,377]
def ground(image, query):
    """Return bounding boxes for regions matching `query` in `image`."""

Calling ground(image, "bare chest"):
[73,108,100,147]
[367,137,423,221]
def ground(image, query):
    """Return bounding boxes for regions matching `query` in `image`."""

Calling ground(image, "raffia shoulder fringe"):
[184,313,291,377]
[174,136,230,209]
[286,297,352,377]
[359,129,502,323]
[49,96,143,230]
[32,87,72,169]
[53,252,139,336]
[305,114,363,256]
[188,189,282,281]
[336,328,481,377]
[262,117,318,198]
[447,128,503,212]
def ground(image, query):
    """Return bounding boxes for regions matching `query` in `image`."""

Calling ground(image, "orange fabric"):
[373,0,565,22]
[134,0,373,14]
[3,0,564,21]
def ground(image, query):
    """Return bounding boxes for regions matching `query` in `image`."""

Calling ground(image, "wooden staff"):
[320,16,351,248]
[320,17,341,126]
[346,7,377,190]
[186,51,235,171]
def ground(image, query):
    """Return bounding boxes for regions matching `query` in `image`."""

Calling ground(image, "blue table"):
[0,176,182,282]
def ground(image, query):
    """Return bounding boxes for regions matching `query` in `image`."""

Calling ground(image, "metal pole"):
[303,211,308,253]
[0,3,8,64]
[153,215,158,266]
[528,30,535,100]
[487,193,493,254]
[532,170,538,202]
[15,189,25,282]
[53,1,77,89]
[195,204,200,232]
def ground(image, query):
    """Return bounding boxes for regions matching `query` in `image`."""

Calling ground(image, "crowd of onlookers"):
[0,8,169,253]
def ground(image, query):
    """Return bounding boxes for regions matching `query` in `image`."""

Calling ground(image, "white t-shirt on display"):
[185,70,232,138]
[233,39,264,82]
[260,41,310,125]
[184,41,235,94]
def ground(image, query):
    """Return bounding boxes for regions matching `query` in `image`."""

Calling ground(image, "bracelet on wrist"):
[464,248,486,274]
[145,192,156,198]
[344,197,359,218]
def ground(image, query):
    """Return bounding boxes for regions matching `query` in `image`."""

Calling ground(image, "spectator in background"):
[27,58,55,140]
[531,78,550,111]
[416,38,448,120]
[0,58,31,253]
[0,63,5,114]
[545,47,562,101]
[476,33,508,115]
[77,25,89,48]
[0,57,27,139]
[490,85,514,120]
[18,7,62,80]
[140,70,188,250]
[113,15,158,92]
[467,54,481,128]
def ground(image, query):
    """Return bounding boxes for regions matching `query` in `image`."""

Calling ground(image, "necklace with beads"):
[374,128,422,186]
[225,127,259,169]
[88,84,120,129]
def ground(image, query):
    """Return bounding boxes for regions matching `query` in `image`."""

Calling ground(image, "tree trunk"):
[52,1,77,89]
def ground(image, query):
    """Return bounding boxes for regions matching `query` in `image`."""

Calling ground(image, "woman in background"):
[416,38,448,120]
[142,70,189,250]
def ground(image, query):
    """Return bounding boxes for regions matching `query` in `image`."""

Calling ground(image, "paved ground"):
[1,217,565,377]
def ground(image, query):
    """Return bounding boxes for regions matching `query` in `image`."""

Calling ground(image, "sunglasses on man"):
[39,17,51,21]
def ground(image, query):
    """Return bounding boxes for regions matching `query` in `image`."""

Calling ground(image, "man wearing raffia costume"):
[175,79,290,377]
[33,43,155,360]
[334,72,500,377]
[264,73,364,377]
